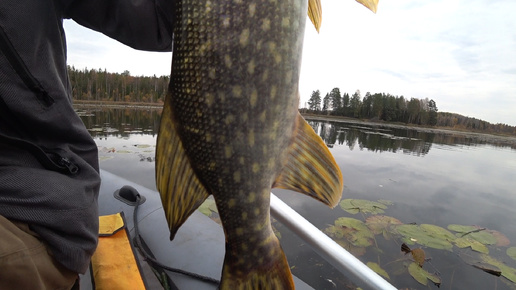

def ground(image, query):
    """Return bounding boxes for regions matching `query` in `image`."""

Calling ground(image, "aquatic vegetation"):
[366,262,390,280]
[407,262,441,287]
[339,199,389,214]
[397,224,456,251]
[508,247,516,261]
[329,198,516,288]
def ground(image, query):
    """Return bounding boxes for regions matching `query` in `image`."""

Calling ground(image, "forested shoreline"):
[69,67,516,136]
[302,89,516,136]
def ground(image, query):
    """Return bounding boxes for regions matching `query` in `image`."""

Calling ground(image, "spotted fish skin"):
[156,0,343,288]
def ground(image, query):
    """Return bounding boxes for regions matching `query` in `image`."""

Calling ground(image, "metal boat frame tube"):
[270,193,397,290]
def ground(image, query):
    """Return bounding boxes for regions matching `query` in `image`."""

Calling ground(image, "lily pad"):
[508,247,516,261]
[367,262,390,279]
[396,224,455,250]
[455,237,489,254]
[448,224,498,245]
[407,262,441,287]
[340,199,388,215]
[365,215,402,240]
[481,254,516,283]
[325,217,374,247]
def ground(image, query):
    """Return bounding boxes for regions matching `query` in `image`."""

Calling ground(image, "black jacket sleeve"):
[61,0,175,52]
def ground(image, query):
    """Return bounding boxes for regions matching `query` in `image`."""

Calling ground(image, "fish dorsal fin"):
[274,113,343,208]
[156,98,210,239]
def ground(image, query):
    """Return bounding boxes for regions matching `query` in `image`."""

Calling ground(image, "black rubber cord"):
[131,194,220,286]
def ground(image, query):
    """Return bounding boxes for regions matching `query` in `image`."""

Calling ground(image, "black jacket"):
[0,0,174,273]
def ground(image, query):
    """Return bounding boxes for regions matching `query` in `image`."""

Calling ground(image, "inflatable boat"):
[79,170,395,289]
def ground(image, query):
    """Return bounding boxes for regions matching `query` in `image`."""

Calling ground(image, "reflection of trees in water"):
[312,121,434,156]
[311,120,516,155]
[78,107,162,138]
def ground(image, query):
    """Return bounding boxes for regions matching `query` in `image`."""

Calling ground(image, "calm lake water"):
[78,107,516,290]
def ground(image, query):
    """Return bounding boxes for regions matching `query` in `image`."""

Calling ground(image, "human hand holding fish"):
[156,0,378,289]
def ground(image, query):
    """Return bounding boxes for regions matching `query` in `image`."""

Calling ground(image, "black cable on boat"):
[131,194,220,286]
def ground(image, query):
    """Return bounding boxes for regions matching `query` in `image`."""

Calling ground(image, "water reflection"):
[306,118,516,156]
[78,108,516,289]
[77,107,161,138]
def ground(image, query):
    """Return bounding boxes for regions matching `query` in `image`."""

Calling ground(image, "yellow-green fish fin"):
[356,0,379,14]
[156,99,210,239]
[220,238,294,289]
[274,113,343,208]
[308,0,322,32]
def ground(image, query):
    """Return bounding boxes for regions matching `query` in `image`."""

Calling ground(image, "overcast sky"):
[64,0,516,125]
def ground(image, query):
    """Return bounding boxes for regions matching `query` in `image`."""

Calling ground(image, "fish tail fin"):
[274,112,343,208]
[156,96,210,239]
[220,235,294,290]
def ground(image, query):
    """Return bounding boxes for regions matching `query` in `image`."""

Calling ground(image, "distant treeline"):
[302,88,516,135]
[68,66,169,103]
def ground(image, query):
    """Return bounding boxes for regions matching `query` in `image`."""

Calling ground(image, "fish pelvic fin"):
[220,237,294,290]
[274,113,343,208]
[308,0,322,32]
[155,96,210,239]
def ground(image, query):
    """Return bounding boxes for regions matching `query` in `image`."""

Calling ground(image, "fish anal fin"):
[274,113,343,208]
[156,97,210,239]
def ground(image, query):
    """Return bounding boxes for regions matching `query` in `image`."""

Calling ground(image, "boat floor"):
[80,170,313,289]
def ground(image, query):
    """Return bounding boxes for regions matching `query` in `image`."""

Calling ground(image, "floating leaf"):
[401,243,426,267]
[407,262,441,287]
[411,248,426,267]
[365,215,402,240]
[448,224,497,245]
[326,217,374,247]
[340,199,388,215]
[334,239,367,256]
[367,262,390,279]
[396,224,455,250]
[508,247,516,261]
[99,156,114,161]
[489,229,510,247]
[455,237,489,254]
[401,243,411,254]
[377,199,393,206]
[481,254,516,283]
[472,263,502,276]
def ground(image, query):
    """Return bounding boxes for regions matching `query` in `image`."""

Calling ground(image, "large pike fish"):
[155,0,374,288]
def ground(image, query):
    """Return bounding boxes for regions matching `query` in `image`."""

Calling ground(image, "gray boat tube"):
[270,193,397,290]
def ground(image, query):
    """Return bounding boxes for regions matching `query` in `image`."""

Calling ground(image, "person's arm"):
[61,0,175,52]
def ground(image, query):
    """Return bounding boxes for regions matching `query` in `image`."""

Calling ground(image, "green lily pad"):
[367,262,390,279]
[507,247,516,261]
[325,217,374,247]
[365,215,402,240]
[99,156,114,161]
[377,199,393,206]
[396,224,455,250]
[455,237,489,254]
[407,262,441,286]
[334,239,367,256]
[481,254,516,283]
[448,224,498,245]
[340,199,388,215]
